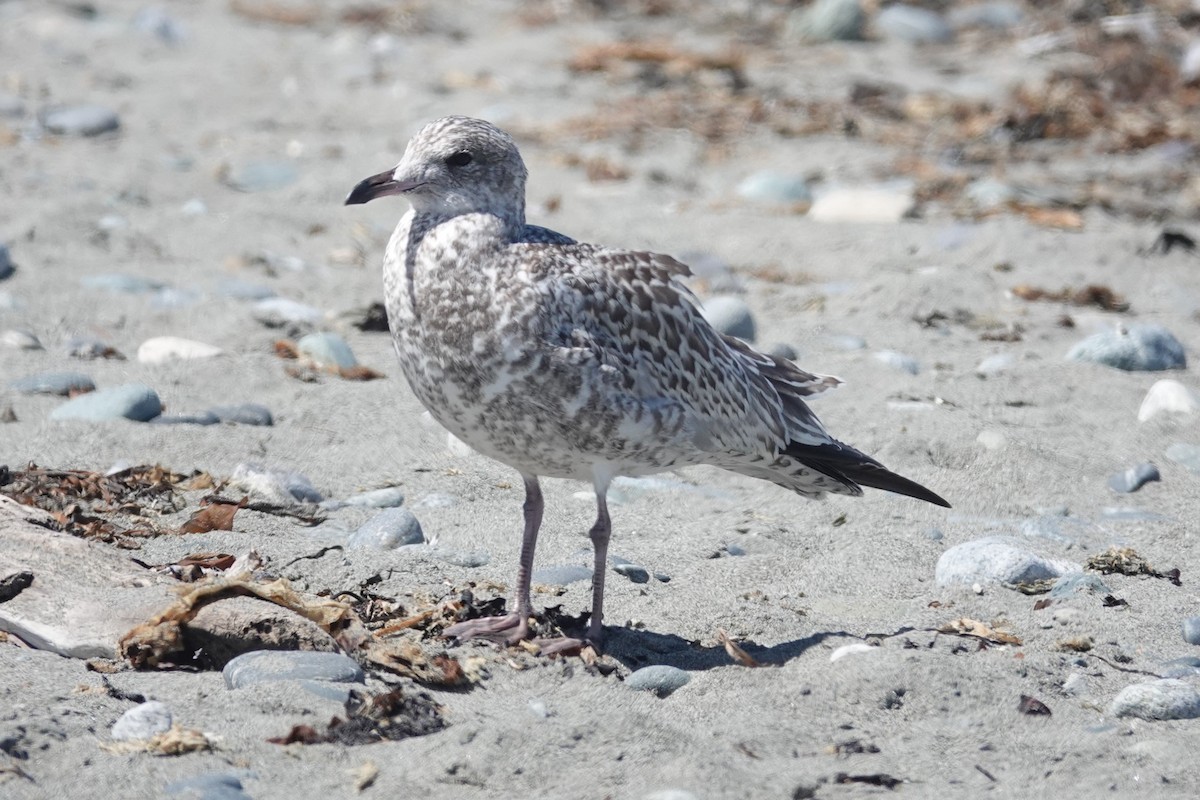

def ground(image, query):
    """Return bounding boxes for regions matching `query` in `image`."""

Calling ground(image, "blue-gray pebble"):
[0,243,13,280]
[1067,324,1186,372]
[348,507,424,549]
[41,104,120,136]
[11,371,95,396]
[1184,617,1200,646]
[876,4,954,43]
[614,562,650,584]
[700,296,756,342]
[50,384,161,421]
[297,331,358,369]
[223,650,364,689]
[626,665,690,697]
[1108,462,1160,493]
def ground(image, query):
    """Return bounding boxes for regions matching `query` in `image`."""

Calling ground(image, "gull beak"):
[344,169,421,205]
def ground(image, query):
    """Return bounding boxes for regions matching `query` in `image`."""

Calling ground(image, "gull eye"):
[445,151,472,168]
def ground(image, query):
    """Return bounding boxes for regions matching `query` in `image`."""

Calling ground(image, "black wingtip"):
[784,442,951,508]
[852,469,951,508]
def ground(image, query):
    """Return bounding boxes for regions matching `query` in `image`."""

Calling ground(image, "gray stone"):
[150,412,221,426]
[50,384,162,422]
[1166,443,1200,475]
[228,462,319,503]
[0,243,12,280]
[111,701,172,741]
[1,329,41,350]
[10,371,94,396]
[1184,617,1200,646]
[253,297,322,327]
[223,650,364,689]
[1067,324,1186,372]
[323,486,405,510]
[165,772,254,800]
[935,537,1078,587]
[948,1,1024,30]
[348,507,424,549]
[208,403,273,426]
[874,350,920,375]
[66,335,121,359]
[225,160,299,193]
[765,342,798,361]
[976,354,1014,376]
[0,93,24,118]
[1110,679,1200,721]
[678,251,743,294]
[788,0,865,41]
[876,4,954,43]
[736,171,812,205]
[1108,463,1160,493]
[297,331,358,369]
[1161,656,1200,679]
[184,597,338,669]
[1049,573,1110,598]
[626,665,690,697]
[700,295,756,341]
[41,104,120,136]
[723,543,747,557]
[531,565,593,585]
[613,562,650,584]
[80,273,164,294]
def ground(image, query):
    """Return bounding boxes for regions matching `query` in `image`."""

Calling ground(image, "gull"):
[346,116,949,653]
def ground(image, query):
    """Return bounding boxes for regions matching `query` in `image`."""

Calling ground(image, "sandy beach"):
[3,1,1200,797]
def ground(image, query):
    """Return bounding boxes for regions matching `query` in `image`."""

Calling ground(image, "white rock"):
[137,336,222,364]
[830,642,876,662]
[935,536,1079,587]
[975,354,1014,376]
[809,184,914,223]
[1,329,42,350]
[111,701,173,741]
[976,429,1007,450]
[1138,379,1200,422]
[1183,40,1200,83]
[1111,679,1200,721]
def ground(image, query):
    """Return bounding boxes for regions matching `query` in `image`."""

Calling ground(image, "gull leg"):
[444,474,543,643]
[537,479,611,656]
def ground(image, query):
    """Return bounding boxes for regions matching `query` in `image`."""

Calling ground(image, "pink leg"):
[444,475,542,644]
[535,486,610,656]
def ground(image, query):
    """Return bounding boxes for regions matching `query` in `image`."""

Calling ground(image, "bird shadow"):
[601,626,909,672]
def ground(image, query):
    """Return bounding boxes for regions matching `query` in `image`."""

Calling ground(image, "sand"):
[2,1,1200,797]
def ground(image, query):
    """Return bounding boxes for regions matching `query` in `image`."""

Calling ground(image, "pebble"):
[50,383,162,422]
[975,354,1014,376]
[935,537,1078,587]
[297,331,358,369]
[765,342,797,361]
[531,565,593,585]
[208,403,273,426]
[1138,379,1200,422]
[1183,617,1200,646]
[186,597,338,668]
[11,371,94,396]
[80,273,164,294]
[613,562,650,584]
[976,429,1007,450]
[110,701,173,741]
[165,772,254,800]
[180,198,208,216]
[809,184,915,223]
[66,335,121,359]
[229,462,321,503]
[1067,324,1187,372]
[876,4,954,43]
[150,412,220,426]
[40,104,120,136]
[528,700,551,720]
[219,280,275,300]
[736,171,812,205]
[1183,40,1200,84]
[1110,679,1200,721]
[253,297,322,327]
[678,251,743,294]
[1,329,40,350]
[1166,442,1200,475]
[1107,462,1160,493]
[1049,573,1110,599]
[626,665,690,697]
[348,507,424,549]
[430,548,490,568]
[223,650,364,689]
[788,0,865,41]
[324,486,405,510]
[874,350,920,375]
[0,93,24,118]
[0,243,13,280]
[1160,656,1200,679]
[132,6,187,44]
[137,336,223,364]
[224,160,299,193]
[700,295,756,341]
[947,1,1023,30]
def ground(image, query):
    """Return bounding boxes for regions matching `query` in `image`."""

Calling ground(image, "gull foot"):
[443,613,528,645]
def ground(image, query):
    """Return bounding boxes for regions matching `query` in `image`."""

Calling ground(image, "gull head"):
[345,116,527,225]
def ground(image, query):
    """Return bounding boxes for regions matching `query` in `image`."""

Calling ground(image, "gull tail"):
[783,441,951,508]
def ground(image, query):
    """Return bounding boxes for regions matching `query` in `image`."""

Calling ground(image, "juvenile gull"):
[346,116,949,652]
